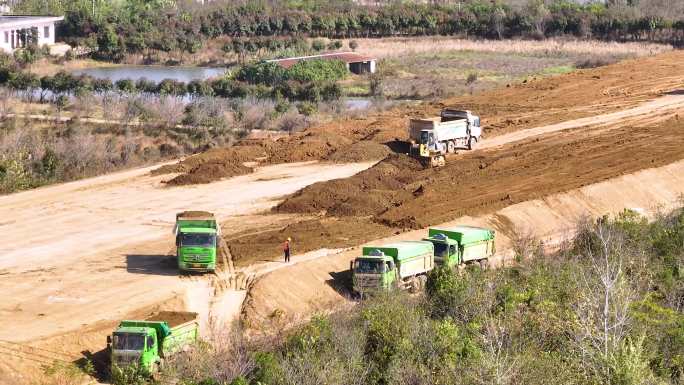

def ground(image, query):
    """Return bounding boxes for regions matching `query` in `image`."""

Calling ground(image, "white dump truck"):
[409,109,481,167]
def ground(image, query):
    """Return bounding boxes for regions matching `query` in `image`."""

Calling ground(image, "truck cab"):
[109,325,160,374]
[426,226,495,269]
[351,241,434,295]
[108,312,198,375]
[175,211,219,272]
[176,227,217,272]
[423,232,461,268]
[351,251,397,293]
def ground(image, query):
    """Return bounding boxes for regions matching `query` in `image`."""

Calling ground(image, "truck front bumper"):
[179,262,216,272]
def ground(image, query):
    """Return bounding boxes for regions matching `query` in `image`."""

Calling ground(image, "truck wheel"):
[447,141,456,153]
[418,275,427,290]
[407,277,419,293]
[467,137,477,150]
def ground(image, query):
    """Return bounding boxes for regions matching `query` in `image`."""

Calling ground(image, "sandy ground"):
[243,159,684,332]
[0,159,373,367]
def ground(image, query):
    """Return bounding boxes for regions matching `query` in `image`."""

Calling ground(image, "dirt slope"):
[164,50,684,185]
[243,159,684,331]
[228,114,684,264]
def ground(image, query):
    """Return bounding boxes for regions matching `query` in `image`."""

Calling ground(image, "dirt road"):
[0,160,374,346]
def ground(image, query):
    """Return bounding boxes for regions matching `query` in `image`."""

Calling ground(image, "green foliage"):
[110,364,147,385]
[286,59,347,83]
[311,39,326,51]
[425,265,469,319]
[361,294,419,383]
[0,155,27,191]
[297,101,317,116]
[251,351,282,384]
[235,62,286,85]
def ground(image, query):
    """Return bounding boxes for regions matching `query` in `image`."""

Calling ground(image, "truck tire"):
[467,136,477,150]
[447,140,456,153]
[418,275,427,290]
[408,277,420,293]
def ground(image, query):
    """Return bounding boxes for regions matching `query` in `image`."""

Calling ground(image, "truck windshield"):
[355,259,384,274]
[433,242,449,258]
[112,332,145,351]
[180,233,215,248]
[420,131,433,145]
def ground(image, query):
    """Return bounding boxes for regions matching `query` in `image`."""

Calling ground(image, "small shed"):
[267,52,377,74]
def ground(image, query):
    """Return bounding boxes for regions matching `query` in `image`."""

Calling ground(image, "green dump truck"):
[108,311,198,374]
[424,225,495,269]
[175,211,219,272]
[350,226,496,294]
[351,241,434,295]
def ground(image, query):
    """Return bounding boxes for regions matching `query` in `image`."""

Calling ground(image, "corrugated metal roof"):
[268,52,376,68]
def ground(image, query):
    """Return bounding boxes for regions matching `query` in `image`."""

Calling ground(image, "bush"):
[327,40,343,50]
[311,39,326,51]
[234,61,286,85]
[286,59,347,83]
[348,40,359,51]
[297,101,317,116]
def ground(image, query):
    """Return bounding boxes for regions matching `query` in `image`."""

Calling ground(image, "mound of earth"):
[165,161,252,186]
[156,51,684,187]
[227,217,392,267]
[323,140,393,163]
[238,116,684,262]
[275,154,424,217]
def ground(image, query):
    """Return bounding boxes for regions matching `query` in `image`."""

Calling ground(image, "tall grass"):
[345,37,673,60]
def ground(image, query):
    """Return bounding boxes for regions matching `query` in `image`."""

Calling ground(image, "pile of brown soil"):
[158,51,684,187]
[323,140,393,163]
[165,161,253,186]
[249,116,684,260]
[177,210,214,218]
[145,311,197,328]
[275,154,423,217]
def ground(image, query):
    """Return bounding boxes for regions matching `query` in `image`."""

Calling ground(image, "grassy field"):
[339,37,673,99]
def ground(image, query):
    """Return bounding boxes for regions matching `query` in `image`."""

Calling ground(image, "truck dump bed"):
[428,226,494,245]
[139,311,199,358]
[429,226,495,263]
[175,211,219,235]
[362,241,433,261]
[363,241,434,279]
[145,311,197,328]
[409,118,469,142]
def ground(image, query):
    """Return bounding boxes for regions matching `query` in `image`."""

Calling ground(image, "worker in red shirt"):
[283,237,291,263]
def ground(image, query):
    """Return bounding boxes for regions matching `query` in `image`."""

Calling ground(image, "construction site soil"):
[145,311,197,328]
[3,50,684,385]
[228,116,684,264]
[157,51,684,185]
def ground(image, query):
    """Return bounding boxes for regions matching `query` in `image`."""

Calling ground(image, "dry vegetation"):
[343,37,673,99]
[344,37,672,60]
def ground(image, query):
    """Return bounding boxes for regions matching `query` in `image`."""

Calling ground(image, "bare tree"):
[572,222,635,380]
[479,316,519,385]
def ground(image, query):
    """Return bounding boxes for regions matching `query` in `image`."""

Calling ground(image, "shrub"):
[327,40,343,50]
[286,59,347,83]
[234,61,286,85]
[349,40,359,51]
[311,39,326,51]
